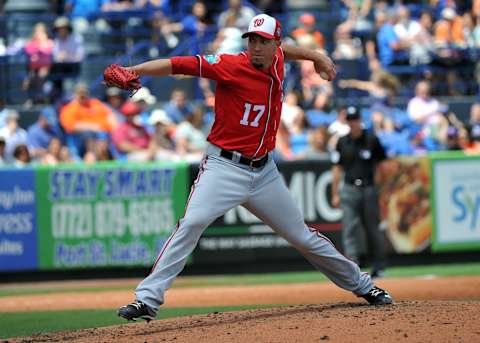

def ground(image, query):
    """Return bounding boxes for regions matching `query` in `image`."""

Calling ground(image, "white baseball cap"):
[242,14,282,41]
[149,109,173,126]
[131,87,156,105]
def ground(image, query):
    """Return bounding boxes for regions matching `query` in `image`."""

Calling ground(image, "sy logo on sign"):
[452,185,480,231]
[254,18,264,27]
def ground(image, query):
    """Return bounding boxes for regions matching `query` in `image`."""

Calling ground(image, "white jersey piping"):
[252,55,278,158]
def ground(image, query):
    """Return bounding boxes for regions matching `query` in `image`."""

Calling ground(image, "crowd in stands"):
[1,0,480,168]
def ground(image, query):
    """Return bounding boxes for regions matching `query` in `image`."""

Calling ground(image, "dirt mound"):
[2,276,480,312]
[12,301,480,343]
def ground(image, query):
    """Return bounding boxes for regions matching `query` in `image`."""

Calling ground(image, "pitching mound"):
[14,300,480,343]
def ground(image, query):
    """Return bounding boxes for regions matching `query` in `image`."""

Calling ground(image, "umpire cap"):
[346,106,361,120]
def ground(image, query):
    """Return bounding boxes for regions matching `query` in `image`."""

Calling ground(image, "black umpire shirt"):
[331,130,386,186]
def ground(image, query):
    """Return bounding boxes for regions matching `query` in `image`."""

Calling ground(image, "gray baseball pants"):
[340,183,386,270]
[136,143,374,312]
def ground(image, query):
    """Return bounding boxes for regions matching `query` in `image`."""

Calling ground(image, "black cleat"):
[360,286,393,305]
[118,300,156,322]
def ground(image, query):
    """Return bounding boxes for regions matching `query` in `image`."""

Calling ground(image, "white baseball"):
[320,71,329,80]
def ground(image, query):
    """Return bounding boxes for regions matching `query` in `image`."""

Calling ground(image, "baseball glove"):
[103,64,141,95]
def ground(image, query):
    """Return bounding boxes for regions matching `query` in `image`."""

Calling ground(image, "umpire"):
[330,106,387,278]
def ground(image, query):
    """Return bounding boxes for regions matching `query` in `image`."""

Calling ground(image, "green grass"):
[0,262,479,298]
[0,305,277,340]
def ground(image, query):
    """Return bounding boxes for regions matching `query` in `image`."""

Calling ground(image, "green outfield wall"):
[1,153,479,273]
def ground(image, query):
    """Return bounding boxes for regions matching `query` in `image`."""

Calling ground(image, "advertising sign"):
[432,156,480,251]
[35,162,189,269]
[0,169,38,271]
[377,157,432,253]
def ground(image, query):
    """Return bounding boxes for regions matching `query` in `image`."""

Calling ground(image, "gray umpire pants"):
[340,183,385,270]
[135,143,374,313]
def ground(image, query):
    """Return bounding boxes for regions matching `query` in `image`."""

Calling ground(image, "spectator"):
[274,121,293,161]
[164,89,194,124]
[445,126,463,150]
[198,78,215,126]
[393,6,421,44]
[130,87,157,129]
[464,103,480,153]
[150,10,179,52]
[305,91,335,128]
[12,144,31,167]
[291,13,325,49]
[65,0,104,18]
[409,11,435,65]
[301,125,330,159]
[289,111,310,158]
[445,70,467,96]
[469,102,480,127]
[0,110,28,163]
[434,7,465,47]
[407,80,444,126]
[218,0,256,32]
[209,27,244,54]
[328,106,351,147]
[299,53,332,108]
[332,22,364,60]
[364,5,388,64]
[64,0,104,33]
[41,137,73,165]
[462,11,477,48]
[175,105,207,161]
[51,17,85,97]
[338,68,400,113]
[473,15,480,47]
[474,0,480,18]
[104,87,126,119]
[112,101,152,161]
[0,137,5,165]
[161,1,214,54]
[52,16,84,64]
[27,107,64,160]
[465,124,480,153]
[148,109,176,161]
[407,80,448,150]
[376,116,414,157]
[0,100,11,129]
[281,90,303,133]
[376,10,410,67]
[60,83,116,134]
[22,23,54,106]
[60,83,117,157]
[84,137,114,163]
[342,0,373,32]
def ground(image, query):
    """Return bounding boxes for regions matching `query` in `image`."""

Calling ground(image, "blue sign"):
[0,169,38,271]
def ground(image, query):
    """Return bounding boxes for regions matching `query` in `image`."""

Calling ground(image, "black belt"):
[220,149,269,168]
[345,178,374,187]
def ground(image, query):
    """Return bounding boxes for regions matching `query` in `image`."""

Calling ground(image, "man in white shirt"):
[393,6,421,42]
[407,80,443,125]
[0,110,28,163]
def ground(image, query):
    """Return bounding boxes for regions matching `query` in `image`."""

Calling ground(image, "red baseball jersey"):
[170,47,284,158]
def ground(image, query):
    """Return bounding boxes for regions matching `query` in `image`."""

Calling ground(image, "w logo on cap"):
[254,18,264,27]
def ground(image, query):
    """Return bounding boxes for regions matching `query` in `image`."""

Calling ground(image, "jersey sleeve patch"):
[204,54,221,65]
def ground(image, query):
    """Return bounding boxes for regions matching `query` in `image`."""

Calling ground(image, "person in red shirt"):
[112,101,152,161]
[117,13,393,322]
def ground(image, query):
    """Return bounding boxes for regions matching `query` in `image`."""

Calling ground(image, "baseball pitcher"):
[104,13,393,322]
